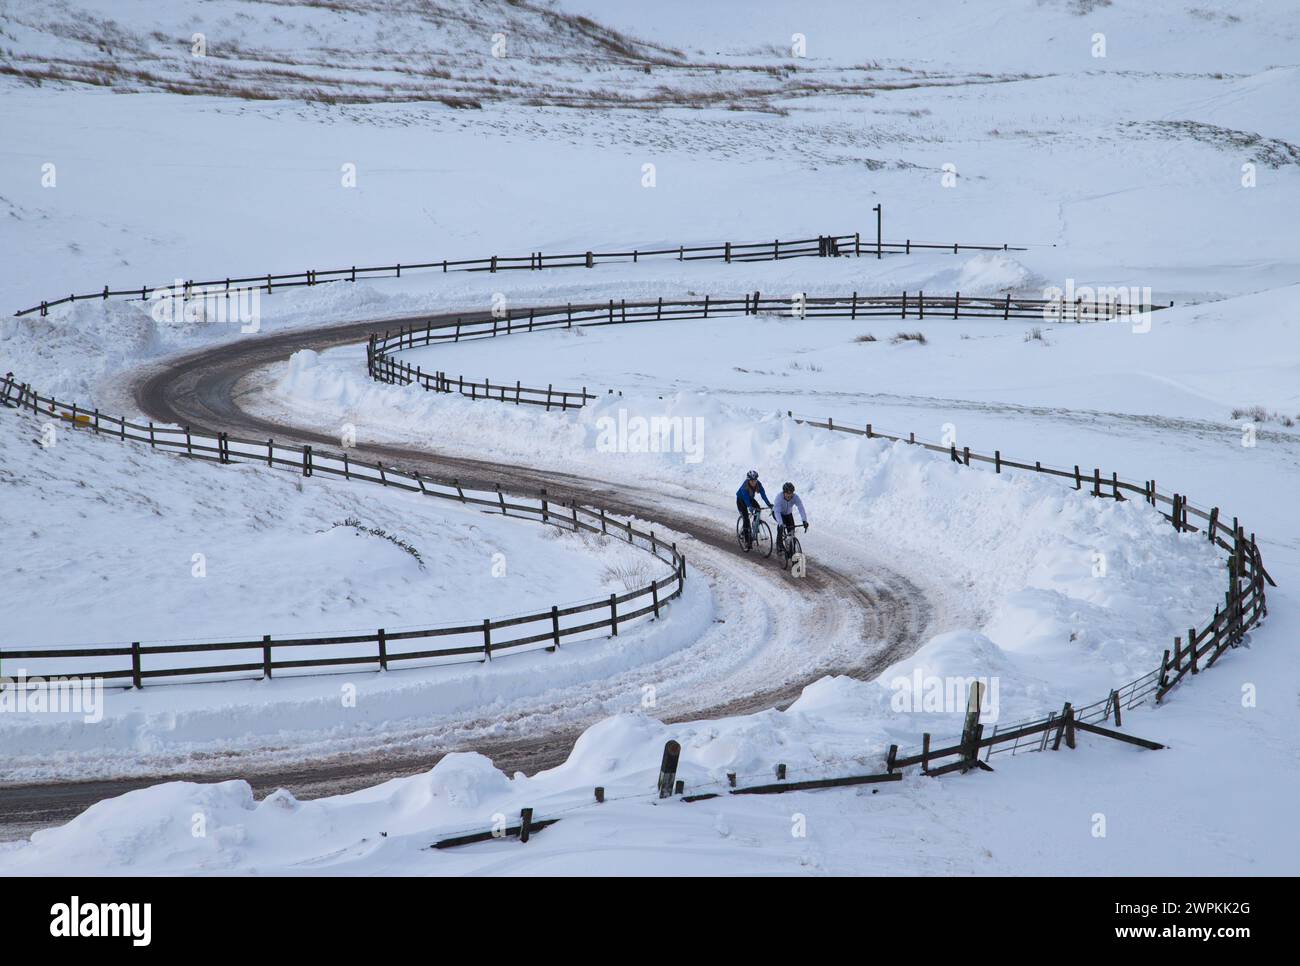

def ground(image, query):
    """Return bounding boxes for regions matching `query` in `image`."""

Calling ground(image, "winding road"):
[1,309,939,840]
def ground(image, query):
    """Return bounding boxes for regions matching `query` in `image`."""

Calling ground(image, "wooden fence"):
[659,409,1273,796]
[366,295,1267,781]
[785,411,1273,777]
[0,374,687,687]
[368,292,1170,410]
[1,291,1268,784]
[361,286,1262,783]
[13,231,1027,318]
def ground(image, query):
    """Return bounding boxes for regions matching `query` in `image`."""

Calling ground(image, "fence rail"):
[13,230,1027,318]
[368,292,1170,410]
[367,303,1267,778]
[786,411,1272,776]
[1,273,1266,783]
[0,373,687,687]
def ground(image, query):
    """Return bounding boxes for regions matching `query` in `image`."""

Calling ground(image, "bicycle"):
[736,505,773,557]
[776,520,807,571]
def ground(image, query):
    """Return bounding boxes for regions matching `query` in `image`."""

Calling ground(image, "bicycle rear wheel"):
[753,519,774,558]
[736,514,751,552]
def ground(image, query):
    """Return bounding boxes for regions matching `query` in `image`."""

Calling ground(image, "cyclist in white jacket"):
[772,482,808,547]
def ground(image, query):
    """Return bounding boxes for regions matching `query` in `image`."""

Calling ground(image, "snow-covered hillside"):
[1,0,1296,880]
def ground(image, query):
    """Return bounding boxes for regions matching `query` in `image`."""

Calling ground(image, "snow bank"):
[0,751,518,874]
[266,358,1226,732]
[0,407,722,780]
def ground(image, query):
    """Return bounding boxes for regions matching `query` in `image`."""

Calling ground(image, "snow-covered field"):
[1,0,1297,877]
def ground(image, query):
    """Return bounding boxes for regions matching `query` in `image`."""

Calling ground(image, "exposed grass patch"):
[328,517,424,568]
[891,331,927,345]
[601,559,653,591]
[1230,406,1299,427]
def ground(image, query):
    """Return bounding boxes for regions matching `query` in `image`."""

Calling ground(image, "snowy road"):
[0,311,941,839]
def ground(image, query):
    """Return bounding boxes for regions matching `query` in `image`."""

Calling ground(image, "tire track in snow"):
[0,310,941,839]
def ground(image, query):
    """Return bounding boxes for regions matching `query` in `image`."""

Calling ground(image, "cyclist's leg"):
[736,497,752,543]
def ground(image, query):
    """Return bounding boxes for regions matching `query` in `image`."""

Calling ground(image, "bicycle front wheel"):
[736,514,750,552]
[785,537,802,570]
[753,519,774,558]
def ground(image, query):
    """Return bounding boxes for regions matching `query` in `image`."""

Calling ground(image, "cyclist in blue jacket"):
[736,470,773,548]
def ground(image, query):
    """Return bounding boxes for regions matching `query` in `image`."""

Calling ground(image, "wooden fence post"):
[961,681,984,764]
[609,593,619,635]
[262,635,273,680]
[1051,703,1075,750]
[483,619,492,661]
[377,628,388,671]
[131,642,142,689]
[657,740,681,799]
